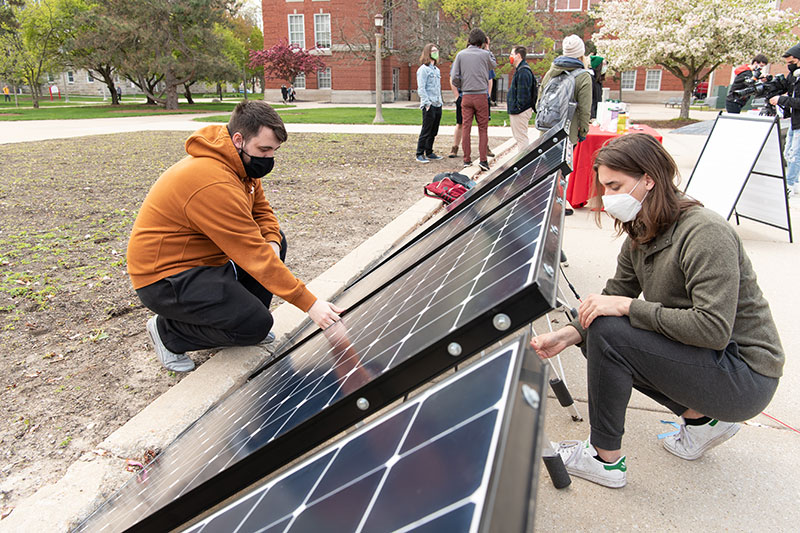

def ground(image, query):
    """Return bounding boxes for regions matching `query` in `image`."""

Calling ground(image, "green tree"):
[0,0,75,108]
[593,0,800,119]
[108,0,233,110]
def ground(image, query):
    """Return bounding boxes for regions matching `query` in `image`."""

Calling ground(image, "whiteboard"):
[736,170,789,228]
[684,114,774,219]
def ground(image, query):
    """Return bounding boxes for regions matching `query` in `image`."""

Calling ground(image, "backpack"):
[534,68,587,131]
[423,172,475,204]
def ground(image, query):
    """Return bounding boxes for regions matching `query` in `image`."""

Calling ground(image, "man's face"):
[233,126,282,161]
[785,55,800,68]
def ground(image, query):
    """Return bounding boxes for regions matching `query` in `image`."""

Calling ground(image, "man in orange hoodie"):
[127,101,342,372]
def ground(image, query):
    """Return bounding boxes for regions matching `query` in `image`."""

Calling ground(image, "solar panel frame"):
[76,168,566,533]
[275,135,571,356]
[176,331,548,533]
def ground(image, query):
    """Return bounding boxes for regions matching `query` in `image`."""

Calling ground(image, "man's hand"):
[769,95,780,106]
[578,294,632,329]
[530,326,581,359]
[307,299,344,329]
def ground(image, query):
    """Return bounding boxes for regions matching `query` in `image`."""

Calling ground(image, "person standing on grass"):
[127,100,342,372]
[450,28,496,172]
[507,46,535,152]
[530,134,783,489]
[415,43,444,163]
[3,84,10,102]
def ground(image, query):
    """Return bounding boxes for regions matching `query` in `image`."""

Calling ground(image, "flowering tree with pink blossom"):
[592,0,800,118]
[249,39,326,87]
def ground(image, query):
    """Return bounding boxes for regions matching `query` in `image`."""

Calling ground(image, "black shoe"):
[565,208,574,216]
[478,160,490,171]
[426,153,443,160]
[463,160,472,168]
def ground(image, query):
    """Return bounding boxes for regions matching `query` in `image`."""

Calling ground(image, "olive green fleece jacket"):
[538,57,592,145]
[570,207,784,378]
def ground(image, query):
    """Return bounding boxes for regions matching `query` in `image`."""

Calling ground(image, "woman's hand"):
[530,326,581,359]
[578,294,632,329]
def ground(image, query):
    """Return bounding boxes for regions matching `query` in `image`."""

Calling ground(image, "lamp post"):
[373,13,384,124]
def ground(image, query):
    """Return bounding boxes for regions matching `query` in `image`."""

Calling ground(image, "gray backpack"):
[534,68,587,131]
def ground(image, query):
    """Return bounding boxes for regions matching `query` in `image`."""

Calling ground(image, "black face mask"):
[788,63,799,73]
[238,146,274,178]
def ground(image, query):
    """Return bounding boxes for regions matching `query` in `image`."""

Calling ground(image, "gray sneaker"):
[662,418,740,460]
[259,331,276,345]
[146,316,195,372]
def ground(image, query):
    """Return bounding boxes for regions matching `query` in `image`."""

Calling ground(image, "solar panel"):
[280,136,571,350]
[75,168,565,532]
[179,332,547,533]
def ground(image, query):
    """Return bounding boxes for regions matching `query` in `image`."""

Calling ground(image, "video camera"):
[732,73,791,116]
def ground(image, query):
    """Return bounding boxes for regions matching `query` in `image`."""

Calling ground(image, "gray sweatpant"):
[583,316,779,450]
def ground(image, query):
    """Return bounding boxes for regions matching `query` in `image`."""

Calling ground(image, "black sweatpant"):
[136,233,288,354]
[583,316,779,451]
[416,105,442,157]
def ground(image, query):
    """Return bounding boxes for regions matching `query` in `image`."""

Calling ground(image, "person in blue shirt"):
[415,43,444,163]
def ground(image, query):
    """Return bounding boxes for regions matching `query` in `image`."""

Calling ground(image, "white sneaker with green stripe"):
[662,418,740,461]
[553,439,627,488]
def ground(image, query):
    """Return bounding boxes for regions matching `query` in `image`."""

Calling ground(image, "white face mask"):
[602,179,646,223]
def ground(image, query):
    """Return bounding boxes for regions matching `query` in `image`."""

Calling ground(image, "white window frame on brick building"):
[317,67,331,89]
[645,69,662,91]
[554,0,582,11]
[621,70,637,90]
[288,14,305,48]
[532,0,549,11]
[294,72,306,89]
[67,71,74,83]
[87,71,94,83]
[314,13,331,49]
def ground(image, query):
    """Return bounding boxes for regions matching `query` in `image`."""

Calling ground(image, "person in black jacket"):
[770,43,800,196]
[507,46,535,152]
[725,54,768,114]
[589,55,606,120]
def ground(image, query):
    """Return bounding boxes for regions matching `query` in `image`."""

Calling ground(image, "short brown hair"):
[514,46,527,60]
[752,53,768,65]
[419,43,438,66]
[468,28,487,47]
[591,133,701,246]
[228,100,287,143]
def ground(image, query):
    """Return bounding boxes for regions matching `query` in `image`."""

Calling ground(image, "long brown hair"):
[419,43,438,66]
[591,133,701,245]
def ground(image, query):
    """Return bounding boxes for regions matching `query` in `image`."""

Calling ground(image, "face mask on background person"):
[431,50,439,61]
[602,179,647,223]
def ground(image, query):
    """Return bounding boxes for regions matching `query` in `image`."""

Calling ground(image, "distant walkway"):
[1,102,720,145]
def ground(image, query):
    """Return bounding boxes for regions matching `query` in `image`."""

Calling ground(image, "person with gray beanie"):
[537,34,592,146]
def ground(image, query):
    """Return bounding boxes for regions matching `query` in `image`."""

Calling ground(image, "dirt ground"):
[0,130,504,518]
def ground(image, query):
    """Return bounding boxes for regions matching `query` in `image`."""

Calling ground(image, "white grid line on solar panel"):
[340,144,565,309]
[182,340,520,533]
[77,176,555,532]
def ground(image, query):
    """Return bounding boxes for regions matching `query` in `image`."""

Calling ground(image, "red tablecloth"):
[567,125,663,208]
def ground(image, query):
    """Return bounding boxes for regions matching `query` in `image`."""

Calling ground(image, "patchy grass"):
[0,102,293,121]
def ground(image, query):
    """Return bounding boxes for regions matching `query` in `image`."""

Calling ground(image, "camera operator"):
[725,54,768,114]
[769,43,800,197]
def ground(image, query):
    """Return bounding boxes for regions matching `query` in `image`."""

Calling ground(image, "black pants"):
[416,105,442,157]
[583,316,778,451]
[136,233,288,353]
[725,100,744,114]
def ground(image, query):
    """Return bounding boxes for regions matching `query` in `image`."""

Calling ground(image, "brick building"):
[261,0,800,104]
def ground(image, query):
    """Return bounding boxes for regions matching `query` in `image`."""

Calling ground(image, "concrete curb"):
[2,136,519,531]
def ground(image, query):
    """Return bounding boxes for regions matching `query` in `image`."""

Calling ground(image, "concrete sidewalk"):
[2,108,797,531]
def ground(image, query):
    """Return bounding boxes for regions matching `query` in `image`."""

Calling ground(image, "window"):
[554,0,581,11]
[533,0,549,11]
[314,13,331,49]
[87,71,94,83]
[294,73,306,89]
[288,14,305,48]
[317,67,331,89]
[47,72,54,82]
[621,70,636,90]
[645,69,662,91]
[67,71,74,83]
[383,0,393,49]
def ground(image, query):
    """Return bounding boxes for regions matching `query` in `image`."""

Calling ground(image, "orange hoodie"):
[126,124,316,312]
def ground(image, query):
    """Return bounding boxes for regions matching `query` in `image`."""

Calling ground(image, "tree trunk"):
[164,70,179,110]
[679,78,694,120]
[216,83,222,100]
[183,83,194,104]
[31,83,40,109]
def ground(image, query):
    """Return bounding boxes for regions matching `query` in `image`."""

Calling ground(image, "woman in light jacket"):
[415,43,443,163]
